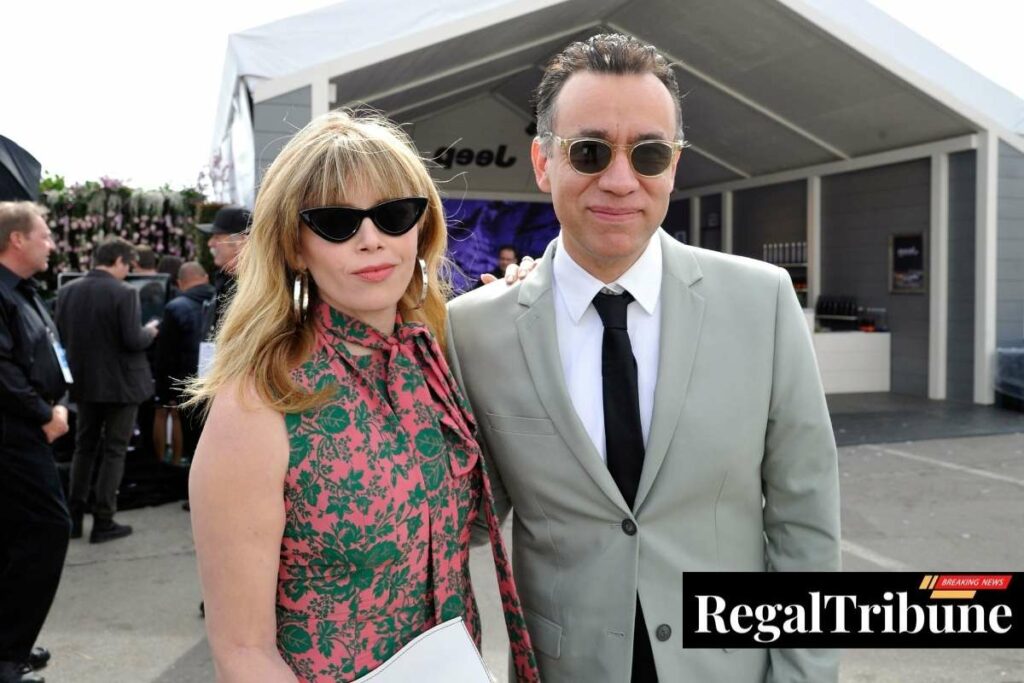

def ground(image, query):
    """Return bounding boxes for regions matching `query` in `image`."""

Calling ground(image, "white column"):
[689,195,701,247]
[974,132,998,405]
[722,191,734,253]
[311,75,331,118]
[928,153,950,400]
[807,176,822,309]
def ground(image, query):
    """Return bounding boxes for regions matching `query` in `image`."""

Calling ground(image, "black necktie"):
[592,290,645,509]
[593,290,658,682]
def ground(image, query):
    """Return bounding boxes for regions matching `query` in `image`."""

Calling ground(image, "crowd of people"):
[0,198,249,682]
[1,33,840,683]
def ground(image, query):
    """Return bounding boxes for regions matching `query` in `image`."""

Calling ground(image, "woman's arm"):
[189,380,296,682]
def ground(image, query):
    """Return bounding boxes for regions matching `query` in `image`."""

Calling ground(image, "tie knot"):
[592,290,634,330]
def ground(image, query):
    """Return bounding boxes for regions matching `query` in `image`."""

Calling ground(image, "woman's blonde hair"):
[187,110,452,413]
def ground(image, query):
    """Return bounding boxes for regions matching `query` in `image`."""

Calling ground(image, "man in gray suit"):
[446,34,840,682]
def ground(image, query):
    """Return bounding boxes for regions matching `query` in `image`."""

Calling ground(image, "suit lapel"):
[635,232,705,511]
[516,241,630,514]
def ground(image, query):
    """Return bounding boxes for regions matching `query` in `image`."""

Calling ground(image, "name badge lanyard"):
[21,285,74,384]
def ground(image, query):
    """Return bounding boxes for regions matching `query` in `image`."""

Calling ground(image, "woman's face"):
[298,182,422,335]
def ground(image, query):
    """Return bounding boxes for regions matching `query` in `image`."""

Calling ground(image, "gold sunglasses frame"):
[547,134,685,178]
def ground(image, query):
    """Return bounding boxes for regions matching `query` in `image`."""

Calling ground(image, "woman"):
[187,111,538,682]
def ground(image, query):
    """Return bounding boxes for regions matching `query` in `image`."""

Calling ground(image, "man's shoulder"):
[448,279,524,321]
[164,294,190,311]
[665,239,783,287]
[73,272,127,292]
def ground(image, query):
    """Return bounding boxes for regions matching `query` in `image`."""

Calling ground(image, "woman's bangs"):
[304,135,425,209]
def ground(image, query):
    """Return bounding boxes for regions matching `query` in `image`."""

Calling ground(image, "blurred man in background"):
[0,201,69,683]
[154,261,214,464]
[56,237,158,544]
[197,206,248,341]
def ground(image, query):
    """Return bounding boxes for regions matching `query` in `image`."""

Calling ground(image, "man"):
[0,201,70,683]
[56,237,159,543]
[187,207,247,521]
[154,261,214,463]
[197,205,249,341]
[446,35,840,682]
[474,244,519,289]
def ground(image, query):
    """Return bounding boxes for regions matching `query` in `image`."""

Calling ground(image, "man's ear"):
[8,230,26,250]
[531,137,552,193]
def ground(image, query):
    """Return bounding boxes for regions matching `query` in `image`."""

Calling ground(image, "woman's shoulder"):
[196,378,290,473]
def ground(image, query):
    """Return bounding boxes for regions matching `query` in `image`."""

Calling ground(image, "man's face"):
[112,256,133,280]
[208,233,244,271]
[531,72,680,281]
[497,248,517,271]
[20,215,56,276]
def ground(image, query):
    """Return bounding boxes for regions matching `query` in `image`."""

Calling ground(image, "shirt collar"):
[553,230,663,323]
[0,263,25,291]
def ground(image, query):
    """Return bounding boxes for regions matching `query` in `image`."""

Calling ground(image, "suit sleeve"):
[445,308,512,547]
[763,268,841,683]
[118,286,156,352]
[0,304,52,424]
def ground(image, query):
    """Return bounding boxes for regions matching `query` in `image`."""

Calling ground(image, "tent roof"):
[213,0,1024,192]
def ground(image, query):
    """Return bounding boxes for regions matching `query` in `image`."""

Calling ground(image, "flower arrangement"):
[37,173,205,294]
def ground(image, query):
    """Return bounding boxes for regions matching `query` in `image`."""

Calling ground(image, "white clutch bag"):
[353,617,494,683]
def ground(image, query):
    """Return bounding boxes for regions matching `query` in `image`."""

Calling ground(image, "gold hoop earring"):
[292,271,309,323]
[413,258,428,309]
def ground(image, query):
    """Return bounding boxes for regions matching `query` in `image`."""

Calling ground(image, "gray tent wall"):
[998,143,1024,348]
[227,0,1024,405]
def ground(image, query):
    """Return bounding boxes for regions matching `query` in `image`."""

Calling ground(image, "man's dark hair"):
[135,244,157,269]
[533,33,683,149]
[93,237,137,268]
[157,255,183,279]
[497,244,518,257]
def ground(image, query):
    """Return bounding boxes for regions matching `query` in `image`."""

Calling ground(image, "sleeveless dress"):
[276,301,538,682]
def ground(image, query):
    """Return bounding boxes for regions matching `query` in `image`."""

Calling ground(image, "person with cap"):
[0,201,70,683]
[197,206,249,342]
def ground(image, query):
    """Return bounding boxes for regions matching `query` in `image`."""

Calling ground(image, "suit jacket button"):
[656,624,672,642]
[621,519,637,536]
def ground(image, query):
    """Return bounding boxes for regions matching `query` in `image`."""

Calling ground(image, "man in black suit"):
[55,238,159,543]
[0,201,69,683]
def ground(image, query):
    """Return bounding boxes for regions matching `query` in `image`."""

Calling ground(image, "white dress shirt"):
[552,233,662,463]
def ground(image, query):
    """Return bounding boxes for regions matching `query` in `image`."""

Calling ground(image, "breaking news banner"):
[681,572,1023,648]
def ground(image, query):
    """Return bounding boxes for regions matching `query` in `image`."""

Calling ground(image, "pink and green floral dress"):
[277,301,538,682]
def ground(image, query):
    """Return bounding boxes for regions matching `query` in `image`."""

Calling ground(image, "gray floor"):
[36,426,1024,682]
[828,392,1024,446]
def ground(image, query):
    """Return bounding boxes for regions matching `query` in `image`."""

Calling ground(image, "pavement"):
[35,431,1024,682]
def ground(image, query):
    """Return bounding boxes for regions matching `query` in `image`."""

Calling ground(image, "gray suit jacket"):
[446,230,840,682]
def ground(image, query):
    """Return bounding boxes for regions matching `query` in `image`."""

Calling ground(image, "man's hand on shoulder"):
[479,255,537,286]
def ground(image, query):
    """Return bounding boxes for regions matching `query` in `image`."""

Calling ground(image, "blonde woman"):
[187,111,538,682]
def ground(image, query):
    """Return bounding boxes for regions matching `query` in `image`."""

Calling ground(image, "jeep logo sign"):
[434,145,517,170]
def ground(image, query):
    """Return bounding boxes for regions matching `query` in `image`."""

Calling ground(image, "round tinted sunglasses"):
[548,135,684,178]
[299,197,428,243]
